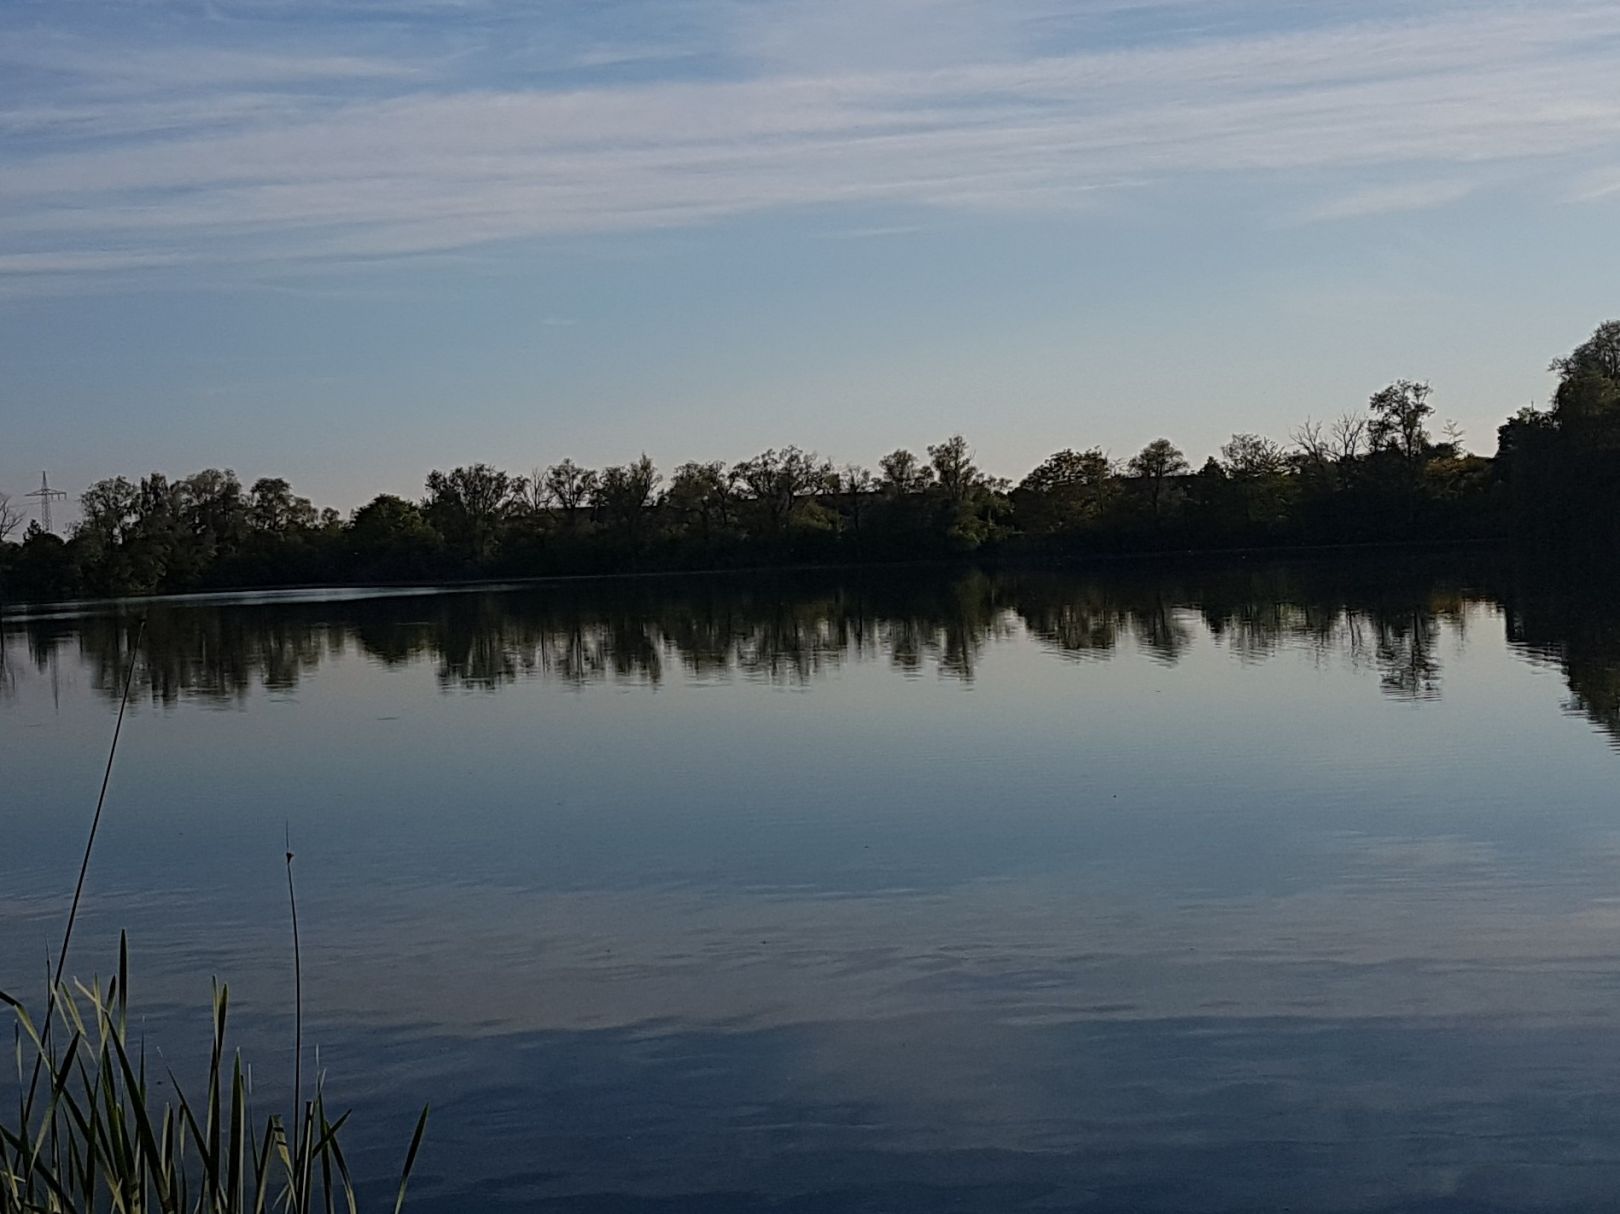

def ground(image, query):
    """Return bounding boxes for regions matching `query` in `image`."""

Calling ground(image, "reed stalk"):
[1,615,428,1213]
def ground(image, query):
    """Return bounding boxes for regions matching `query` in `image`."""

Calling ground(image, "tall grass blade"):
[22,615,145,1133]
[393,1106,429,1214]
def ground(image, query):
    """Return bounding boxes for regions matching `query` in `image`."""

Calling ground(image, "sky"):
[4,0,1620,516]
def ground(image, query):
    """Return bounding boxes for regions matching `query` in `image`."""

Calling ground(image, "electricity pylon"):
[24,471,67,533]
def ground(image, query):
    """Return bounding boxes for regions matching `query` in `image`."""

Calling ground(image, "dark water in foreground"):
[5,558,1620,1212]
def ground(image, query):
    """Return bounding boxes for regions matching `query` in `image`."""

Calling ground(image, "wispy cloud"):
[812,224,929,240]
[1301,179,1479,223]
[4,0,1620,283]
[1573,168,1620,202]
[0,250,186,273]
[0,36,420,89]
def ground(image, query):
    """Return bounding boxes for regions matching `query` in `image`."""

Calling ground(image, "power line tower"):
[24,471,67,534]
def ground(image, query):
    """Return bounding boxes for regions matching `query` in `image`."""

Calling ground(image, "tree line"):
[3,321,1618,602]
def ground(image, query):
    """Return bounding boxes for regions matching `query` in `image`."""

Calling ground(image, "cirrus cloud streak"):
[4,1,1620,281]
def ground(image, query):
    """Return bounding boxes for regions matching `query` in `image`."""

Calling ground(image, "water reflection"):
[4,558,1599,722]
[9,557,1620,1211]
[1507,577,1620,747]
[7,572,1023,699]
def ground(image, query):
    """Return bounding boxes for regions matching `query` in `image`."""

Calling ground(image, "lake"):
[4,556,1620,1212]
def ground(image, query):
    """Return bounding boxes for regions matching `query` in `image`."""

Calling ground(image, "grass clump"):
[1,935,427,1214]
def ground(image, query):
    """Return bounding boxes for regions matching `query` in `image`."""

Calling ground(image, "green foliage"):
[0,941,427,1214]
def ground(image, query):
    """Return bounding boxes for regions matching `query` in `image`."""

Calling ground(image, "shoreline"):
[0,536,1514,617]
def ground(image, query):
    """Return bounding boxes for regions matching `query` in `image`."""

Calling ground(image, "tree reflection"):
[1505,569,1620,748]
[1373,610,1443,700]
[19,559,1620,746]
[1014,581,1124,659]
[1007,562,1467,701]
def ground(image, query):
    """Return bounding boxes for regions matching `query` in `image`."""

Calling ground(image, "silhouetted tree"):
[0,493,23,543]
[511,468,552,519]
[249,477,315,533]
[542,459,599,529]
[425,464,512,562]
[1549,321,1620,445]
[836,464,877,538]
[348,494,440,577]
[1552,319,1620,383]
[730,447,832,537]
[1497,405,1556,464]
[79,477,139,547]
[1221,433,1287,479]
[1016,448,1114,534]
[878,449,933,496]
[666,461,734,543]
[1217,435,1292,533]
[1368,380,1434,464]
[1332,411,1370,463]
[927,434,981,505]
[1127,439,1188,521]
[595,455,661,548]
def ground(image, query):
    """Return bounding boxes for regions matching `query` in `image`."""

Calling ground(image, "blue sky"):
[4,0,1620,513]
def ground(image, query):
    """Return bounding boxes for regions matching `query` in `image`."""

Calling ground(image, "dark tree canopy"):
[1128,439,1189,520]
[1016,448,1115,534]
[542,459,600,523]
[730,447,832,536]
[1367,380,1434,463]
[425,463,512,561]
[596,455,662,546]
[927,435,981,505]
[879,449,934,496]
[1220,433,1288,479]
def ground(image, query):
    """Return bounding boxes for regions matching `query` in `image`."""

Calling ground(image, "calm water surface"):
[4,559,1620,1212]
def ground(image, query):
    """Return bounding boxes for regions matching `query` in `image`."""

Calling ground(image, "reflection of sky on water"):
[5,565,1620,1210]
